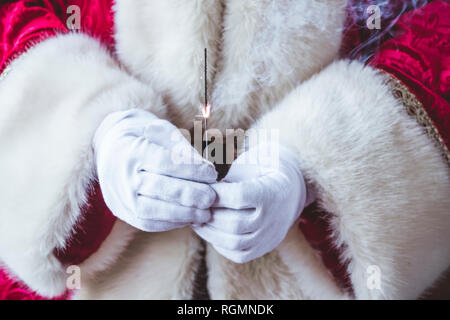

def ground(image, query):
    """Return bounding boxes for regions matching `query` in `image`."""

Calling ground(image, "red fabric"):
[370,0,450,149]
[340,0,430,60]
[0,183,115,300]
[0,0,116,300]
[300,0,450,296]
[0,0,63,74]
[54,183,116,266]
[299,205,353,295]
[0,268,69,300]
[0,0,449,300]
[0,0,115,74]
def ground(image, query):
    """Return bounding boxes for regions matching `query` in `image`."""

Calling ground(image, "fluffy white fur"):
[0,33,166,297]
[114,0,224,127]
[207,224,350,299]
[248,60,450,299]
[95,0,352,299]
[73,228,203,300]
[114,0,347,131]
[78,221,138,280]
[209,0,347,131]
[3,0,449,300]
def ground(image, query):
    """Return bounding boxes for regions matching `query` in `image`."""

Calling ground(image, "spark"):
[203,48,210,160]
[202,103,211,119]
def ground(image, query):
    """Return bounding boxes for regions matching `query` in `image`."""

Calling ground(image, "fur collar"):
[114,0,347,130]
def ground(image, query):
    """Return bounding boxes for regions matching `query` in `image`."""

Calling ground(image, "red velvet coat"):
[0,0,449,300]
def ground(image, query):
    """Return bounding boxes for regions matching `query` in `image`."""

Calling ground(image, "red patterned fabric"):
[0,0,449,300]
[0,268,69,300]
[54,183,117,266]
[300,0,450,296]
[370,0,450,149]
[0,0,115,74]
[0,0,62,74]
[299,205,353,293]
[0,183,114,300]
[0,0,116,299]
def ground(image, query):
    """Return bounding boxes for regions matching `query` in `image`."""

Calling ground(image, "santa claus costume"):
[0,0,449,300]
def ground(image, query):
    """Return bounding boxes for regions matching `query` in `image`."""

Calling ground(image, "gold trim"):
[385,74,450,167]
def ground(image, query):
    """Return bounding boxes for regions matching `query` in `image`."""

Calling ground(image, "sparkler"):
[202,48,211,160]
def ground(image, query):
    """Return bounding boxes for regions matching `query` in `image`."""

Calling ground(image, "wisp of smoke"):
[345,0,430,62]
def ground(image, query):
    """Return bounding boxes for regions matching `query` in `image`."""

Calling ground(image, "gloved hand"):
[194,144,313,263]
[94,109,218,232]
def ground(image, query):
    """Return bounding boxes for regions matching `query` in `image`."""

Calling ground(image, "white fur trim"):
[114,0,347,131]
[78,221,138,280]
[207,224,349,299]
[209,0,347,131]
[73,228,203,300]
[251,60,450,299]
[0,33,166,297]
[114,0,224,127]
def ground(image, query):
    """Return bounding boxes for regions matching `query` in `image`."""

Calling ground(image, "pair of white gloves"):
[94,109,313,263]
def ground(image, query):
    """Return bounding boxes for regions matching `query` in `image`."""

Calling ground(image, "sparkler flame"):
[202,103,211,119]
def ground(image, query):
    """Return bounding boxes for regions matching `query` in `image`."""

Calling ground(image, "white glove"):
[194,144,313,263]
[94,109,218,232]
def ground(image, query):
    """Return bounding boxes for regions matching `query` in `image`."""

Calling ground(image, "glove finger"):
[137,172,216,209]
[194,224,256,251]
[166,138,218,183]
[211,245,257,264]
[126,217,188,233]
[223,161,262,183]
[143,118,213,172]
[143,117,186,149]
[138,139,218,183]
[136,197,211,224]
[210,181,262,209]
[93,109,158,150]
[208,208,258,234]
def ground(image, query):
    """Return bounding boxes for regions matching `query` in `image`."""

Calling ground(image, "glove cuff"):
[252,143,311,219]
[93,109,161,165]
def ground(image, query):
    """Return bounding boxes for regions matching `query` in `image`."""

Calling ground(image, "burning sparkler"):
[202,48,210,160]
